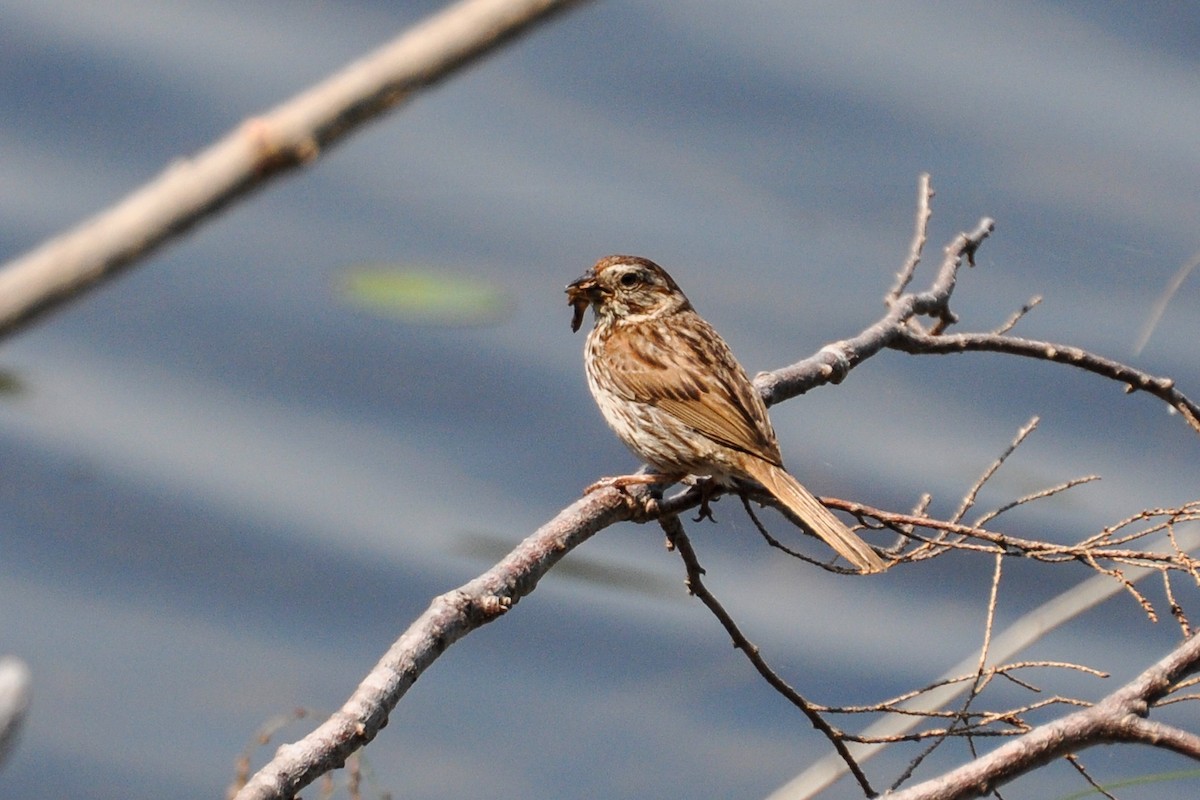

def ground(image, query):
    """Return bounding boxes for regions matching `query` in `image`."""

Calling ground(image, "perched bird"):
[566,255,885,574]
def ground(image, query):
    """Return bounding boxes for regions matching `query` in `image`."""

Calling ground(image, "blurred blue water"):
[1,1,1198,798]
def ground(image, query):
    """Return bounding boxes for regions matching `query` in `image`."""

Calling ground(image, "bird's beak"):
[566,271,603,332]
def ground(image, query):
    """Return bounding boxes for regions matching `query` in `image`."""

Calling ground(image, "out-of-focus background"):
[1,2,1198,797]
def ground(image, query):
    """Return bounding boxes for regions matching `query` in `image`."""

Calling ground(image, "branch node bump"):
[477,595,511,618]
[817,343,853,384]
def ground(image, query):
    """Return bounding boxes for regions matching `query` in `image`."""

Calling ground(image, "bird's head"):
[566,255,690,332]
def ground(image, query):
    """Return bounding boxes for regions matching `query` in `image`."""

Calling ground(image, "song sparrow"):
[567,255,886,574]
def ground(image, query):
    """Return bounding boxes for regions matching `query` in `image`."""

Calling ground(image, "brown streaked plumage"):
[567,255,886,574]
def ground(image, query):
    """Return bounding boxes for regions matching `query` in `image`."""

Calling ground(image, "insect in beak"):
[565,273,601,332]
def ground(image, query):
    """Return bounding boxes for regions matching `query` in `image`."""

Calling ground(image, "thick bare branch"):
[230,490,630,800]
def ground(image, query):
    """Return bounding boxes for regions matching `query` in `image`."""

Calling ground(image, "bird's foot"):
[692,477,722,523]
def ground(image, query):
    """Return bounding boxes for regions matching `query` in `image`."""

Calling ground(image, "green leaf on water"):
[0,370,23,396]
[339,267,512,326]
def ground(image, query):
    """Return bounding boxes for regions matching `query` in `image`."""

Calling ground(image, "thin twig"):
[888,172,935,305]
[771,530,1200,800]
[892,329,1200,436]
[992,296,1042,335]
[1163,570,1192,637]
[973,475,1101,529]
[953,417,1039,525]
[738,494,860,573]
[1064,754,1119,800]
[834,498,1200,577]
[658,514,877,797]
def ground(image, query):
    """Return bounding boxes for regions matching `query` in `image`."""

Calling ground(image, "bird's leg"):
[692,477,722,523]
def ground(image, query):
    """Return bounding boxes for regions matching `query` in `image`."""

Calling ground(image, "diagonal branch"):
[0,0,590,339]
[230,490,631,800]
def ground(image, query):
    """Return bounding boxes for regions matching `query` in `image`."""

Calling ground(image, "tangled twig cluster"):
[643,174,1200,799]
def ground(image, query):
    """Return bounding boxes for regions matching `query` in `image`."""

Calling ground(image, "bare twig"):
[891,329,1200,435]
[992,295,1041,335]
[757,177,1199,439]
[887,172,934,305]
[755,215,996,406]
[1064,754,1119,800]
[973,475,1100,529]
[1163,569,1192,637]
[834,499,1200,576]
[886,554,1006,790]
[738,493,862,573]
[953,417,1039,526]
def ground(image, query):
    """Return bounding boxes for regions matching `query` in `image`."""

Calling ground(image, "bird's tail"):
[748,461,887,574]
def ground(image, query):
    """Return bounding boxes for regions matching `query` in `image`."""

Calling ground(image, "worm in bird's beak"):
[565,272,601,333]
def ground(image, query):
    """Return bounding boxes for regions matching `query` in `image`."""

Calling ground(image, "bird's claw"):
[691,478,720,522]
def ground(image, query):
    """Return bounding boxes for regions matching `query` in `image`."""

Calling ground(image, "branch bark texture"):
[231,491,629,800]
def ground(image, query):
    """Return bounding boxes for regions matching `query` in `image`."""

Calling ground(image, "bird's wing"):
[599,316,783,466]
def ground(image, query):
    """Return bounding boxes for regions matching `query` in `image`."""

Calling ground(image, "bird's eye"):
[619,272,640,287]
